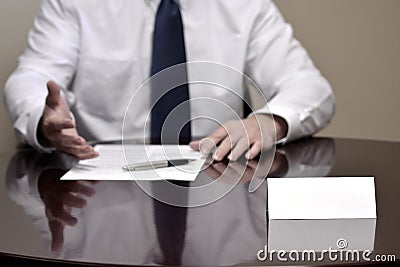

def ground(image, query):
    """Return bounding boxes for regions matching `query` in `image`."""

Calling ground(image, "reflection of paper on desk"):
[267,177,377,219]
[61,144,205,181]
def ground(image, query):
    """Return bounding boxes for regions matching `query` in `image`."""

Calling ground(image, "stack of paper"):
[61,144,205,181]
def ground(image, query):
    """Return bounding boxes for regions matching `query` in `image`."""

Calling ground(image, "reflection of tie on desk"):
[152,181,188,266]
[150,0,191,145]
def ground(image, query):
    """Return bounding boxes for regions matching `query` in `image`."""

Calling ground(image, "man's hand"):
[38,81,98,159]
[190,114,288,161]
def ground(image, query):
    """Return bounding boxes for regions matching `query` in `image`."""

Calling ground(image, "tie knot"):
[160,0,180,15]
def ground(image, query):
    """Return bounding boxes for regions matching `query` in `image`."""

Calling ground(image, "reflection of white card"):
[267,177,376,219]
[61,145,205,181]
[268,219,376,252]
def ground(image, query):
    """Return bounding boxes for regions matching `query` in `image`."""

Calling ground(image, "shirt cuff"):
[253,103,303,145]
[26,104,55,153]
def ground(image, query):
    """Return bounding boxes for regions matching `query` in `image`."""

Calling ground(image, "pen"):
[122,159,194,171]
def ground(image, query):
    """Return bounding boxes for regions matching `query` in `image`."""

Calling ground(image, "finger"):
[202,126,228,154]
[228,137,249,161]
[246,141,262,160]
[225,161,247,177]
[56,147,97,160]
[268,152,288,177]
[46,80,61,107]
[47,118,74,132]
[247,160,258,170]
[47,206,78,226]
[197,138,217,156]
[75,151,99,160]
[57,208,78,226]
[204,164,223,180]
[68,182,95,197]
[61,135,86,147]
[214,137,233,161]
[211,162,229,175]
[189,140,200,151]
[212,162,242,183]
[63,145,99,160]
[62,193,87,209]
[240,165,257,183]
[189,139,215,153]
[48,220,65,253]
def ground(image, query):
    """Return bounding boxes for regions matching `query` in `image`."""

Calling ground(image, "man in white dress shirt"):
[3,0,335,160]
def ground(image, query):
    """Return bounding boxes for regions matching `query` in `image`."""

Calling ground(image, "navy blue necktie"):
[150,0,191,145]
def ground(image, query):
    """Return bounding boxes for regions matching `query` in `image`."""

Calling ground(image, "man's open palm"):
[38,81,98,159]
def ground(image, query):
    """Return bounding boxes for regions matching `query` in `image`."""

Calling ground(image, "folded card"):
[267,177,376,219]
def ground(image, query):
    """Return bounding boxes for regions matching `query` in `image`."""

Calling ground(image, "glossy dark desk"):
[0,138,399,266]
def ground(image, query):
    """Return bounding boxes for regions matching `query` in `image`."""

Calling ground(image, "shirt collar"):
[145,0,186,9]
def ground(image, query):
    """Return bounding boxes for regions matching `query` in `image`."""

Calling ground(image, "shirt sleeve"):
[244,0,335,144]
[3,0,79,152]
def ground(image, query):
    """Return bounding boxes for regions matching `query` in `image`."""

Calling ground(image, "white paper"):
[61,144,206,181]
[267,177,376,219]
[268,219,376,252]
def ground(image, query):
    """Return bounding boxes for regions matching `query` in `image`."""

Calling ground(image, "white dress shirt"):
[4,0,335,151]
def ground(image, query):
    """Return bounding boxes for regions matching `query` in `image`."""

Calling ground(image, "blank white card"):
[267,177,377,219]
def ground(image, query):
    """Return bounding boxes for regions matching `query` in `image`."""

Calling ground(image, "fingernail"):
[245,152,250,159]
[227,154,233,161]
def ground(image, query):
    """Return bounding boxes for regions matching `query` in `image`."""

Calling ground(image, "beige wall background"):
[0,0,41,153]
[274,0,400,142]
[1,0,399,153]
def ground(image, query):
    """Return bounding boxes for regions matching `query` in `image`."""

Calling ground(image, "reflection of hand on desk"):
[5,149,96,255]
[201,137,335,187]
[204,151,288,185]
[38,169,97,253]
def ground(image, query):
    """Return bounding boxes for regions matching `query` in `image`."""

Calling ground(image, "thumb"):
[46,80,61,107]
